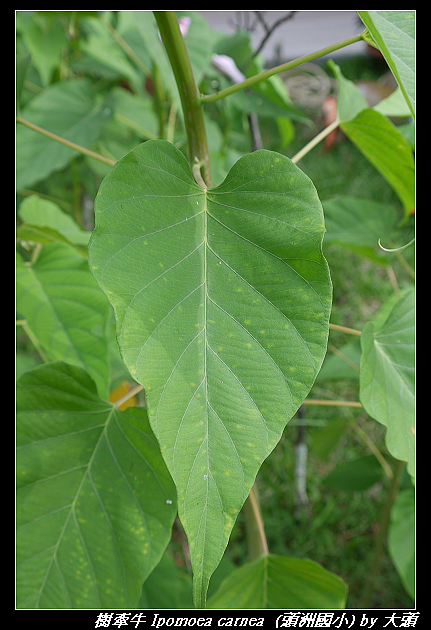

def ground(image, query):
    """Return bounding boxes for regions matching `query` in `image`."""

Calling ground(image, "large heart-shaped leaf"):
[16,361,176,609]
[88,139,332,606]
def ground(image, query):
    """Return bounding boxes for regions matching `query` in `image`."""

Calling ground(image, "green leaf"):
[16,244,111,399]
[311,417,349,461]
[358,11,415,119]
[16,361,177,609]
[139,551,193,609]
[322,196,399,263]
[16,78,112,190]
[315,340,361,383]
[18,195,90,253]
[176,11,216,85]
[17,14,68,86]
[16,53,31,112]
[360,289,415,480]
[341,109,415,219]
[115,11,179,104]
[388,488,415,599]
[79,16,143,92]
[327,60,368,123]
[322,455,385,492]
[373,86,414,118]
[112,87,159,140]
[88,139,332,606]
[206,554,347,609]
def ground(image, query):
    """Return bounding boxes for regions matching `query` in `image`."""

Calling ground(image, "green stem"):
[152,60,167,139]
[199,33,365,104]
[16,117,116,167]
[154,11,212,187]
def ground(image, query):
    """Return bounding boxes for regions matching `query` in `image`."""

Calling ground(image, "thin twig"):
[242,482,269,561]
[329,322,362,336]
[349,420,393,479]
[327,342,360,372]
[199,33,365,104]
[291,119,340,164]
[16,117,116,167]
[99,14,150,75]
[112,384,144,409]
[252,11,297,59]
[302,399,362,408]
[16,319,50,363]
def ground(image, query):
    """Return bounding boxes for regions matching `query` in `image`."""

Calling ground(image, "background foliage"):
[16,10,414,609]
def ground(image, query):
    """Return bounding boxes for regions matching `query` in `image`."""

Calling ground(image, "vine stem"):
[16,117,116,167]
[154,11,212,187]
[199,33,365,104]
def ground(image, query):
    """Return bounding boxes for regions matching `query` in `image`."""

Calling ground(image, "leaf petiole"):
[199,33,365,104]
[16,117,116,167]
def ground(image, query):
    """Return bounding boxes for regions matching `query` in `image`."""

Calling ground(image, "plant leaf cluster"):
[16,10,415,609]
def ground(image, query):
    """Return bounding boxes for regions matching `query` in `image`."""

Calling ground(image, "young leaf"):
[16,361,177,609]
[88,139,332,606]
[327,60,368,123]
[360,289,415,480]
